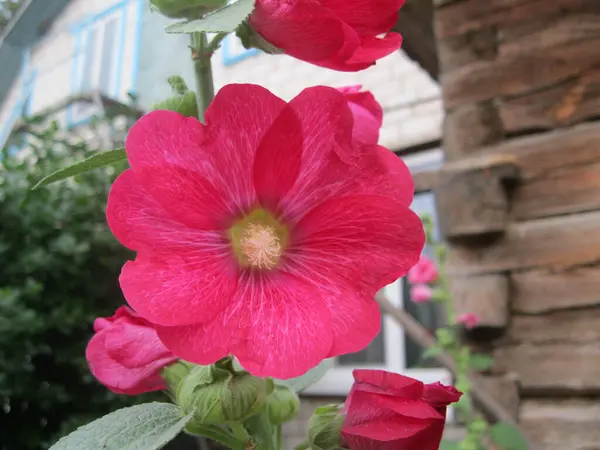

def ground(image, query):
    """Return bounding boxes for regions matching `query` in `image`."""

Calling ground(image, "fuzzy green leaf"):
[165,0,255,33]
[469,353,495,371]
[490,422,529,450]
[49,402,192,450]
[33,148,126,189]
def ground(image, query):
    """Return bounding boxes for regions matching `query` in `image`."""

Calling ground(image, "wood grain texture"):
[450,274,509,327]
[508,308,600,344]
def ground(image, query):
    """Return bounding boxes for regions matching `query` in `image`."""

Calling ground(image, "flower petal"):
[119,253,238,327]
[348,33,404,65]
[320,0,406,35]
[353,370,424,398]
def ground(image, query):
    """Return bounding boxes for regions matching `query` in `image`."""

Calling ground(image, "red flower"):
[106,84,424,379]
[342,370,462,450]
[249,0,405,71]
[85,306,177,395]
[337,85,383,145]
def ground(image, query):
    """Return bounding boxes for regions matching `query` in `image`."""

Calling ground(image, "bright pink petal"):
[119,253,238,327]
[353,370,424,398]
[320,0,407,35]
[423,382,462,409]
[291,194,424,295]
[250,0,357,61]
[408,255,439,284]
[410,284,433,303]
[348,33,404,65]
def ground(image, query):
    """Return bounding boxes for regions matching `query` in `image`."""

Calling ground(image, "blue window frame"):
[221,34,260,66]
[67,1,129,127]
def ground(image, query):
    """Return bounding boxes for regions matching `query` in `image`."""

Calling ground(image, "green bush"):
[0,135,158,449]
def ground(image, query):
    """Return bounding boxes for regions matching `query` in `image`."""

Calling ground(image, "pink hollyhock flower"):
[408,254,438,285]
[249,0,406,71]
[337,85,383,145]
[106,84,424,379]
[86,306,177,395]
[410,284,433,303]
[456,313,479,329]
[342,370,462,450]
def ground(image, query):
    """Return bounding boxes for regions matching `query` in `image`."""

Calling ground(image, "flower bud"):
[307,404,345,450]
[236,21,284,55]
[150,0,227,19]
[266,384,300,425]
[162,360,193,392]
[151,91,198,118]
[176,359,271,426]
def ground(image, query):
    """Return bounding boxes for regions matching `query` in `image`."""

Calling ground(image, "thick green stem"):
[275,425,282,450]
[185,423,244,450]
[192,32,215,123]
[229,422,251,446]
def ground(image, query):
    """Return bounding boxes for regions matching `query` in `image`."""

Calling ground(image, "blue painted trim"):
[67,29,83,127]
[129,0,144,95]
[69,0,129,33]
[221,35,259,67]
[114,3,128,98]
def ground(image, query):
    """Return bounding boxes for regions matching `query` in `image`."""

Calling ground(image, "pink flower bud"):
[456,313,479,329]
[408,255,439,285]
[410,284,433,303]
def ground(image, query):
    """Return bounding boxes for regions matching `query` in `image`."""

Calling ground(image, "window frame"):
[303,148,451,396]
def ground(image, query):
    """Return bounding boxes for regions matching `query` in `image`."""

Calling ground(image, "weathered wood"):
[437,27,497,74]
[476,375,520,419]
[443,101,504,160]
[508,308,600,344]
[450,274,509,328]
[442,37,600,108]
[434,156,519,238]
[435,0,600,39]
[447,210,600,276]
[494,343,600,393]
[512,266,600,314]
[521,399,600,450]
[500,70,600,133]
[412,169,439,193]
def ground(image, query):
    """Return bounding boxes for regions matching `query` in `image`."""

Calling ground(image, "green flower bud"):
[236,20,284,55]
[266,384,300,425]
[162,360,193,392]
[176,359,270,426]
[150,0,227,19]
[151,91,198,118]
[307,404,345,450]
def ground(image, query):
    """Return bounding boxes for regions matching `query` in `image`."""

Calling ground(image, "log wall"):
[432,0,600,447]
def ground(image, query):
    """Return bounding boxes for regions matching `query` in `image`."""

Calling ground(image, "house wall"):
[430,1,600,449]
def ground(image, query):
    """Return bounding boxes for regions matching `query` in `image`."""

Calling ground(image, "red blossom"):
[249,0,406,71]
[106,84,424,379]
[342,370,462,450]
[407,254,438,285]
[337,85,383,145]
[85,306,177,395]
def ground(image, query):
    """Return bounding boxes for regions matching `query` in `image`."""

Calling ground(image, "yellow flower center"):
[229,209,288,270]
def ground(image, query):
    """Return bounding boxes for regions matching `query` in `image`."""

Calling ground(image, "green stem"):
[229,422,251,445]
[186,423,244,450]
[275,425,282,450]
[191,32,215,123]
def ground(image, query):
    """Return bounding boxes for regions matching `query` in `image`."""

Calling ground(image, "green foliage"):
[165,0,255,33]
[0,135,156,450]
[490,422,529,450]
[50,403,193,450]
[468,353,495,372]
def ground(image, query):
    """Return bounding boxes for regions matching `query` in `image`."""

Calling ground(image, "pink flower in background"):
[107,84,424,379]
[86,306,177,395]
[410,284,433,303]
[249,0,406,71]
[408,254,438,285]
[456,313,479,329]
[342,370,462,450]
[337,85,383,145]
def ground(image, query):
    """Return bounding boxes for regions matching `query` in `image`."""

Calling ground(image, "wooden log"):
[437,27,497,74]
[435,0,600,39]
[442,37,600,108]
[434,155,519,238]
[476,375,520,419]
[443,101,504,160]
[521,399,600,450]
[449,274,509,328]
[447,210,600,276]
[508,308,600,344]
[512,266,600,314]
[499,70,600,133]
[494,343,600,393]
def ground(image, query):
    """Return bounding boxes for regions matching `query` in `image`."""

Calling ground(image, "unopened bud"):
[307,404,345,450]
[150,0,227,19]
[266,384,300,425]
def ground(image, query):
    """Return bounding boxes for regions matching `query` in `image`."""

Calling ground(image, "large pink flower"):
[249,0,405,71]
[86,306,177,395]
[107,84,424,379]
[337,85,383,145]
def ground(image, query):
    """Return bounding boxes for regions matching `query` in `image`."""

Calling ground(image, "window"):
[303,149,451,396]
[70,6,125,124]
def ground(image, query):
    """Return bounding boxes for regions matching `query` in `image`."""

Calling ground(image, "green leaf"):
[165,0,255,33]
[33,148,126,189]
[489,422,529,450]
[439,440,460,450]
[469,353,495,371]
[274,358,334,393]
[422,345,443,359]
[49,402,193,450]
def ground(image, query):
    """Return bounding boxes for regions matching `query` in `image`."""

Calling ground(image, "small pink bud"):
[410,284,433,303]
[408,255,438,285]
[456,313,479,329]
